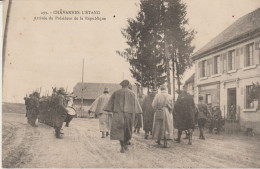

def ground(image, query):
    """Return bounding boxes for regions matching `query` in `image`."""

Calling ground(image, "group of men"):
[24,87,75,138]
[89,79,224,153]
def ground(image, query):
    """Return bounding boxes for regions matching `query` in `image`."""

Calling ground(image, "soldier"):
[134,93,143,134]
[142,89,157,139]
[53,87,68,139]
[28,92,40,127]
[104,80,142,153]
[24,96,30,123]
[196,96,210,140]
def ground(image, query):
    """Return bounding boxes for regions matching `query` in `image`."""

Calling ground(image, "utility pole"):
[81,58,84,118]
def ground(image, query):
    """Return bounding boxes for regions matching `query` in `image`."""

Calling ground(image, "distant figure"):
[53,87,68,139]
[28,92,40,127]
[152,85,174,148]
[89,88,112,138]
[134,93,144,134]
[64,95,76,127]
[209,106,222,134]
[104,80,142,153]
[24,96,30,123]
[196,96,210,140]
[142,89,157,139]
[174,91,196,145]
[229,104,236,120]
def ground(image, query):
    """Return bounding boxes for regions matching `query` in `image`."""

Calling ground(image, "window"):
[228,50,235,71]
[200,60,207,78]
[245,43,254,67]
[214,55,221,74]
[245,85,258,109]
[202,60,207,77]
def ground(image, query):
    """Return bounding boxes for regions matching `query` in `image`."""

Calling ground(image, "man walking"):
[104,80,142,153]
[152,85,174,147]
[197,96,210,140]
[142,89,157,139]
[53,87,68,139]
[89,88,112,138]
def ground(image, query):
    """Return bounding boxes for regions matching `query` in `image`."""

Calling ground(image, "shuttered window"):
[214,55,221,74]
[228,50,235,71]
[202,60,207,77]
[245,43,254,67]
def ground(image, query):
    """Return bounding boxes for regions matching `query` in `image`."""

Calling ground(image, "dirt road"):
[2,112,260,168]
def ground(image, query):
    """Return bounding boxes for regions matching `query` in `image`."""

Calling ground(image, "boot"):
[137,128,140,134]
[55,131,63,139]
[156,140,161,145]
[144,132,148,139]
[163,137,168,148]
[174,130,182,143]
[120,141,125,153]
[106,132,109,136]
[101,132,105,138]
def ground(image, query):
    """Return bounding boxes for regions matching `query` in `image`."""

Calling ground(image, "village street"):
[2,111,260,168]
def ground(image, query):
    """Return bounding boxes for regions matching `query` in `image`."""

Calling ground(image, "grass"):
[2,102,26,114]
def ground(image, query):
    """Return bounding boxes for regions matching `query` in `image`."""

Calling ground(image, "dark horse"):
[173,91,196,145]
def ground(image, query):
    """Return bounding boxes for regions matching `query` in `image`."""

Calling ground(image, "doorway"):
[227,88,237,120]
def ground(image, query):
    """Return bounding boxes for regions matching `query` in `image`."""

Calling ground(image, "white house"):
[192,8,260,134]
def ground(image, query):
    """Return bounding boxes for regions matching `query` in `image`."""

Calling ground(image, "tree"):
[118,0,195,95]
[163,0,195,94]
[117,0,167,91]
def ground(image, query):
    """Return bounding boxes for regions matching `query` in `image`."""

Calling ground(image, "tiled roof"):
[192,8,260,59]
[73,82,137,100]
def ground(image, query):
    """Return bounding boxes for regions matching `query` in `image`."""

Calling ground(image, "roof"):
[73,82,137,100]
[192,8,260,60]
[184,73,194,86]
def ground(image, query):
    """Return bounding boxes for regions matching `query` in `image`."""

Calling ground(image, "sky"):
[2,0,260,103]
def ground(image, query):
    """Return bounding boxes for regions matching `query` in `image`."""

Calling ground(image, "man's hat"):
[58,87,67,95]
[120,80,130,87]
[104,88,109,93]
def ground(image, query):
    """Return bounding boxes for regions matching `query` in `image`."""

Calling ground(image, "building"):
[73,82,137,116]
[192,8,260,134]
[183,73,194,97]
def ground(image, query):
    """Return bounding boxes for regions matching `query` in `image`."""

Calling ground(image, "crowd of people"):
[24,87,76,138]
[24,79,224,153]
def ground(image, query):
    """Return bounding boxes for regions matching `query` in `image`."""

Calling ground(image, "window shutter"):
[220,54,223,73]
[255,43,260,64]
[206,59,210,77]
[244,46,247,67]
[236,48,240,69]
[198,61,202,78]
[223,53,227,73]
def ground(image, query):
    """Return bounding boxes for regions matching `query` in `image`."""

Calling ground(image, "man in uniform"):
[53,87,68,139]
[174,91,196,145]
[104,80,142,153]
[196,96,210,140]
[142,89,157,139]
[24,95,30,123]
[89,88,112,138]
[28,92,40,127]
[152,85,174,147]
[134,93,143,134]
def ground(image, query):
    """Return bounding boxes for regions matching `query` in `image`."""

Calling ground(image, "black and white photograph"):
[2,0,260,168]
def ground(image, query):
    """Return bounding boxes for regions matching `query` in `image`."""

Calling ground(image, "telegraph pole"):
[81,58,84,117]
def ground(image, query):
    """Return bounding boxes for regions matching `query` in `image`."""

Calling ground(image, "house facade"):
[192,8,260,134]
